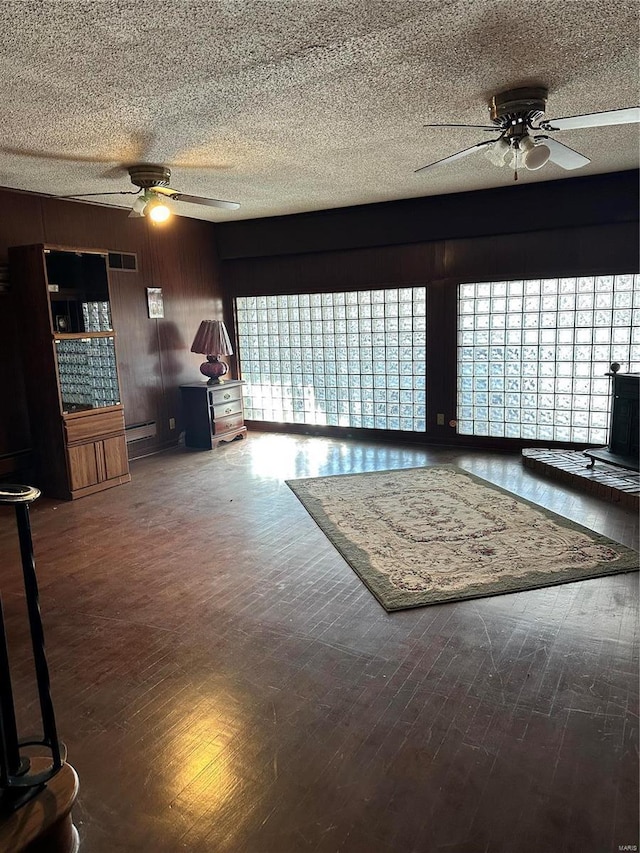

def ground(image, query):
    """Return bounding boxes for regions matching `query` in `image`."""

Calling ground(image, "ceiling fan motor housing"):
[127,164,172,189]
[490,86,548,135]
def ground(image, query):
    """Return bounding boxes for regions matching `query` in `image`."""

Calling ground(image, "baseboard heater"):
[125,421,157,443]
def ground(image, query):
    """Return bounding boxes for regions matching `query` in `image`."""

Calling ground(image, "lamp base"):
[199,356,229,384]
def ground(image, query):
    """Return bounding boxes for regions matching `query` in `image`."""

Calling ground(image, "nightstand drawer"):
[213,412,244,435]
[209,385,242,406]
[211,398,243,419]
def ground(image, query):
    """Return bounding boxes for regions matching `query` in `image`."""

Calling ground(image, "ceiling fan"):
[68,164,240,221]
[415,86,640,181]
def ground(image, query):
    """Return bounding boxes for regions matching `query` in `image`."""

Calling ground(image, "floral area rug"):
[286,466,639,611]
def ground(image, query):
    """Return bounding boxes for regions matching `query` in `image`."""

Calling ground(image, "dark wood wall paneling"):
[444,221,640,282]
[0,193,44,473]
[147,216,228,441]
[217,171,640,450]
[223,242,437,295]
[0,190,225,474]
[215,170,638,260]
[2,171,638,475]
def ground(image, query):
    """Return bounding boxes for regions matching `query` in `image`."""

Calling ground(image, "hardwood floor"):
[1,433,638,853]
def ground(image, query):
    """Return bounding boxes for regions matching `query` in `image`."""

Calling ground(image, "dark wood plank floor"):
[1,433,638,853]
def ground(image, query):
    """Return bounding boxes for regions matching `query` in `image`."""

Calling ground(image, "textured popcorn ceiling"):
[1,0,638,222]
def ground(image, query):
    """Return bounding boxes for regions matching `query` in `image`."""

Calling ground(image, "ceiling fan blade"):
[60,190,139,199]
[540,106,640,131]
[172,192,240,210]
[149,185,179,197]
[536,136,590,170]
[414,139,495,173]
[424,123,499,132]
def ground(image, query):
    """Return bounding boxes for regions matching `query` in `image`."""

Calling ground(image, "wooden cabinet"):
[67,438,129,492]
[180,381,247,449]
[9,244,131,499]
[64,411,130,495]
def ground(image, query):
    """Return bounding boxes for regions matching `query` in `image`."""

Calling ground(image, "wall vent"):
[125,421,157,443]
[108,252,138,272]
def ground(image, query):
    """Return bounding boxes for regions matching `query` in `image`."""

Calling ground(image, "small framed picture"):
[146,287,164,319]
[55,314,71,332]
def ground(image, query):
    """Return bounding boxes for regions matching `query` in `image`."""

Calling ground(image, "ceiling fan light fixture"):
[143,194,172,223]
[524,142,551,171]
[485,137,510,166]
[503,147,518,170]
[128,195,146,218]
[519,135,535,153]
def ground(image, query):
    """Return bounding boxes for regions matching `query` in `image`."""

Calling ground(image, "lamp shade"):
[190,320,233,356]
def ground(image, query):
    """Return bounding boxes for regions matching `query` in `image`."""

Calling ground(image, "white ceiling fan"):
[416,87,640,180]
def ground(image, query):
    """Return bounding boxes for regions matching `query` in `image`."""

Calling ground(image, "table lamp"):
[190,320,233,383]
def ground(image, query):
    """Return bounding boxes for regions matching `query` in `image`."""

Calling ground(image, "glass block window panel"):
[236,288,427,431]
[457,274,640,442]
[56,336,121,413]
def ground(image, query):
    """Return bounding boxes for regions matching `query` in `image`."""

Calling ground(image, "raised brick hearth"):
[522,448,640,510]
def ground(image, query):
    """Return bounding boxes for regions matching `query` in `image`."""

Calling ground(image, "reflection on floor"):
[0,432,638,853]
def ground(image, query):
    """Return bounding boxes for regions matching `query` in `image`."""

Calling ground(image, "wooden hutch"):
[10,244,130,499]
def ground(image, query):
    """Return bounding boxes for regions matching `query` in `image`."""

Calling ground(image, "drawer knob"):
[224,393,231,400]
[225,407,232,414]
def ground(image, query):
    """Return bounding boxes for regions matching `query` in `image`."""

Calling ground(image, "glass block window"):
[457,273,640,442]
[236,288,427,431]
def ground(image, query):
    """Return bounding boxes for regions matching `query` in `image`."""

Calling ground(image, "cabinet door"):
[103,435,129,480]
[67,443,99,491]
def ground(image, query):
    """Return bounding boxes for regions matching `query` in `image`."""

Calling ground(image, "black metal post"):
[0,484,63,811]
[0,594,22,783]
[14,501,62,769]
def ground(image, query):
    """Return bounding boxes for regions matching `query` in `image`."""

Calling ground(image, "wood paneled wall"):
[217,171,639,451]
[0,189,225,474]
[216,171,638,260]
[2,171,638,475]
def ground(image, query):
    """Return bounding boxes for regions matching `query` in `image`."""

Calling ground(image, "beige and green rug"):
[286,466,639,611]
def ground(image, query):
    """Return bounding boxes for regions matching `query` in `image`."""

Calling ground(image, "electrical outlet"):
[169,417,176,430]
[436,413,445,426]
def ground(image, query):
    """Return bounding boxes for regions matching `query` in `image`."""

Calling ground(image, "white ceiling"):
[1,0,638,222]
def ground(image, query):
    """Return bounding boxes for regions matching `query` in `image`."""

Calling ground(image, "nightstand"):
[180,380,247,449]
